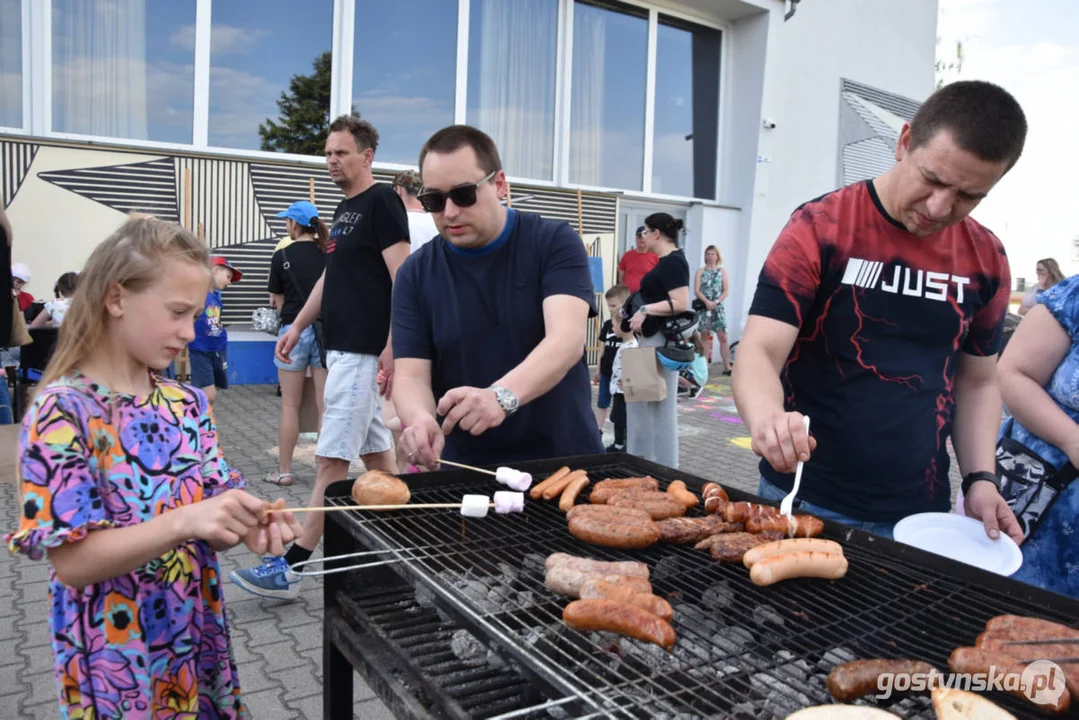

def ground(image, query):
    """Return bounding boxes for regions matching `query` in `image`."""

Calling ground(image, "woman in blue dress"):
[997,274,1079,598]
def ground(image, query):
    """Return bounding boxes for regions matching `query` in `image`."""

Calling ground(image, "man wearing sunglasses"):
[392,125,603,468]
[231,115,411,600]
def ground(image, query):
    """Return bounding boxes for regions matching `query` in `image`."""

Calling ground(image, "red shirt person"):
[617,227,659,293]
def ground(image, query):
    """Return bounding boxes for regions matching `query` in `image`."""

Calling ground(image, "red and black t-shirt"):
[749,180,1011,522]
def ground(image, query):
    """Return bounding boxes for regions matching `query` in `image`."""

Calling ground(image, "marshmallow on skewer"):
[493,491,525,514]
[460,494,491,518]
[495,467,532,492]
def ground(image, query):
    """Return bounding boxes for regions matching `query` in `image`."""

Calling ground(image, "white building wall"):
[734,0,938,337]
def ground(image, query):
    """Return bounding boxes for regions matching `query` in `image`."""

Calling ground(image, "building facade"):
[0,0,937,338]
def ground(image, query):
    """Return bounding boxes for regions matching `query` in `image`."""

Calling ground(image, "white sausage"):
[743,538,843,568]
[749,550,849,586]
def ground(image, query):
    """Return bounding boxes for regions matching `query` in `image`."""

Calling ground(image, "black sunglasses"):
[417,170,496,213]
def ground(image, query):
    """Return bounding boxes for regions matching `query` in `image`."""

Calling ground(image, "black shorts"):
[189,348,228,390]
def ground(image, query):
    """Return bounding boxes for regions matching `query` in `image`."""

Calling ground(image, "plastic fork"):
[780,415,811,519]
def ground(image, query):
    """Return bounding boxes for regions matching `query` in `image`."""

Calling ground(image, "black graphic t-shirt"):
[268,241,325,326]
[598,319,620,377]
[749,180,1011,522]
[322,184,409,354]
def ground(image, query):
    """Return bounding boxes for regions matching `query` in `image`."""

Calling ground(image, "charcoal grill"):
[321,453,1079,719]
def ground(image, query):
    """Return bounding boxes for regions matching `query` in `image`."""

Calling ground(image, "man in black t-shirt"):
[393,125,602,467]
[231,116,411,600]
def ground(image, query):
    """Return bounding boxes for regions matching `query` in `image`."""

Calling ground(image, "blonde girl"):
[4,217,301,718]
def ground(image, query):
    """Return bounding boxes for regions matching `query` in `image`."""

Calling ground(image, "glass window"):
[352,0,458,166]
[209,0,333,152]
[467,0,558,181]
[652,15,721,199]
[569,0,647,191]
[51,0,196,143]
[0,0,21,128]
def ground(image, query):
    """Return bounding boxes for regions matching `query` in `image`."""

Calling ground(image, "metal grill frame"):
[322,453,1079,719]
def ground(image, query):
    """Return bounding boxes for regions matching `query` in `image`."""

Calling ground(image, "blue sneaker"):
[229,556,301,600]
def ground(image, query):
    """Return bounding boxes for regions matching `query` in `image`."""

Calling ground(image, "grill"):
[320,454,1079,719]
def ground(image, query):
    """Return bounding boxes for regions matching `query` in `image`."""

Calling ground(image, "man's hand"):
[964,480,1023,544]
[378,344,394,398]
[750,410,816,474]
[398,413,445,470]
[591,370,599,384]
[275,326,301,364]
[438,387,506,436]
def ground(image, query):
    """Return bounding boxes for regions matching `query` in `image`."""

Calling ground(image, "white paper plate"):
[893,512,1023,576]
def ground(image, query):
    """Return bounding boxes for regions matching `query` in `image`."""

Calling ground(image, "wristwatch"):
[961,470,1001,495]
[489,385,519,416]
[637,305,648,315]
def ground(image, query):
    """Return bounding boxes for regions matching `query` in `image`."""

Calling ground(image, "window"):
[467,0,558,181]
[0,0,21,128]
[569,0,648,191]
[352,0,457,166]
[652,15,721,199]
[209,0,333,152]
[51,0,196,143]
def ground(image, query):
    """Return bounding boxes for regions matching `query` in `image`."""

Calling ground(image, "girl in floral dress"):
[5,217,302,719]
[693,245,731,374]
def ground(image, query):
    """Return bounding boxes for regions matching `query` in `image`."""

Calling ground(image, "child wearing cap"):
[190,256,241,404]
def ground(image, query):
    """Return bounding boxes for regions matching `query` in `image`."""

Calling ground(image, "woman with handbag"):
[693,245,731,374]
[996,273,1079,598]
[625,213,691,468]
[265,201,329,486]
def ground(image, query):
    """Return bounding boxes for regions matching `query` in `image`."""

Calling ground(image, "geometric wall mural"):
[837,78,921,187]
[1,140,38,208]
[3,137,618,324]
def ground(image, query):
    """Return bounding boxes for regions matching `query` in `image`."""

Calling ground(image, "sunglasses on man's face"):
[418,170,496,213]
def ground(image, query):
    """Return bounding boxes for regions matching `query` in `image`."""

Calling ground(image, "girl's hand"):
[244,500,303,556]
[182,489,266,547]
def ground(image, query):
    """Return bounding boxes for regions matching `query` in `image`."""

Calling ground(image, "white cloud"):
[170,23,271,56]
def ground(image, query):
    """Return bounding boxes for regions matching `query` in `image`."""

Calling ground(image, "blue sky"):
[938,0,1079,284]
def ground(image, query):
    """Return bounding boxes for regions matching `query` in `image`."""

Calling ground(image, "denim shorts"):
[757,477,895,539]
[315,351,391,461]
[189,348,228,390]
[597,373,612,409]
[274,324,323,372]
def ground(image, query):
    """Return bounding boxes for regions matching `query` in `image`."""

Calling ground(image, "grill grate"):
[325,456,1079,719]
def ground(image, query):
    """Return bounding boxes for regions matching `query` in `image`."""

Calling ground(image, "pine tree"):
[259,52,357,155]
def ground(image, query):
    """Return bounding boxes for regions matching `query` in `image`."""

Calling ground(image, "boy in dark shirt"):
[593,284,629,435]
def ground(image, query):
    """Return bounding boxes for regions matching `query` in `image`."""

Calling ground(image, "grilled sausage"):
[743,538,843,568]
[827,659,942,702]
[558,475,591,512]
[702,482,729,503]
[722,502,781,524]
[544,553,650,579]
[665,480,699,508]
[566,503,652,522]
[568,509,660,550]
[607,490,688,520]
[706,532,781,562]
[657,516,743,544]
[704,496,729,515]
[949,647,1071,715]
[545,566,653,598]
[589,477,660,504]
[529,466,571,499]
[563,599,676,651]
[749,550,848,586]
[976,633,1079,700]
[985,615,1079,641]
[691,526,749,550]
[745,514,825,538]
[543,469,588,500]
[578,578,673,622]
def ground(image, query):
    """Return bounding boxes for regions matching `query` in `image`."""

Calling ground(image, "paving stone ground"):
[0,369,960,719]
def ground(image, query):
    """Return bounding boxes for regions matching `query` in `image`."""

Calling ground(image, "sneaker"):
[690,383,706,400]
[229,556,301,600]
[606,443,625,453]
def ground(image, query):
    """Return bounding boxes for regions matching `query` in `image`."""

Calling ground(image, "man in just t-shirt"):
[231,116,411,599]
[733,80,1026,542]
[393,125,602,467]
[392,169,439,254]
[617,227,659,294]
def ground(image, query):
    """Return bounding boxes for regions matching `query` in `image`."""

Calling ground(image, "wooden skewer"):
[284,502,494,514]
[437,458,498,476]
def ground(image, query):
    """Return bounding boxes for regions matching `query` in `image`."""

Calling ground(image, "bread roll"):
[351,470,410,508]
